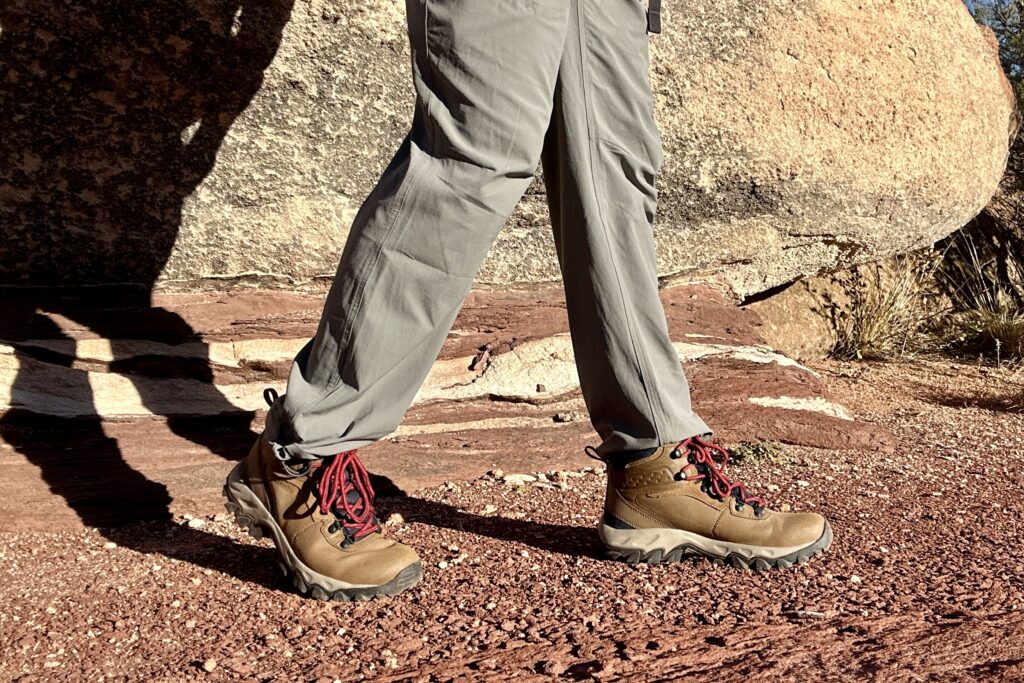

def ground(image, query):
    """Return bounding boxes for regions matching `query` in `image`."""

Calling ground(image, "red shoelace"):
[314,451,380,541]
[678,436,766,509]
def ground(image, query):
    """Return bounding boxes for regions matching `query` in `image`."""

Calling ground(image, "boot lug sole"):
[600,521,833,570]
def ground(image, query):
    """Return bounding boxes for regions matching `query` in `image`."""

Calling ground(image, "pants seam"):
[573,0,667,446]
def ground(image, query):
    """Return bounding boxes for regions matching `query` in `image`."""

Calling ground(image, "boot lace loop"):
[680,436,766,510]
[315,451,380,542]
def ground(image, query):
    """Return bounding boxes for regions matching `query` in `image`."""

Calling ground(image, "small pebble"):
[796,480,810,488]
[794,610,826,619]
[202,659,217,673]
[502,473,537,485]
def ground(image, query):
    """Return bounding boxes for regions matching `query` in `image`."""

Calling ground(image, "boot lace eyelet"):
[673,436,768,512]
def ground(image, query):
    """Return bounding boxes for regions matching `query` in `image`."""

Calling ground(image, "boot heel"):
[222,484,266,539]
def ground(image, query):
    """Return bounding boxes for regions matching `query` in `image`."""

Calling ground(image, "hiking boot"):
[223,436,422,600]
[594,435,832,569]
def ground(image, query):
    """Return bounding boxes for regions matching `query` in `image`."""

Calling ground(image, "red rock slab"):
[0,405,598,531]
[688,356,895,451]
[0,285,889,530]
[1,283,763,353]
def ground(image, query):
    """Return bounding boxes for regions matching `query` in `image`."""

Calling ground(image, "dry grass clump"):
[830,256,940,361]
[955,309,1024,360]
[940,234,1024,363]
[830,235,1024,365]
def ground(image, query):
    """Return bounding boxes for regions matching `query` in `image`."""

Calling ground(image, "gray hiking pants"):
[265,0,710,459]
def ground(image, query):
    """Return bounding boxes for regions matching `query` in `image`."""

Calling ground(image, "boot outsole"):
[222,478,422,601]
[606,521,833,570]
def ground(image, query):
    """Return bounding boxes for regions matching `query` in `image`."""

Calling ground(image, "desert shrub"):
[938,232,1024,361]
[830,256,942,361]
[730,440,788,465]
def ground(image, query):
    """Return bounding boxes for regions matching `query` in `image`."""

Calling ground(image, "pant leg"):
[539,0,710,456]
[267,0,571,459]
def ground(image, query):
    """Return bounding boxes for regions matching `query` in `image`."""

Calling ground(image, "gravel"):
[2,358,1023,680]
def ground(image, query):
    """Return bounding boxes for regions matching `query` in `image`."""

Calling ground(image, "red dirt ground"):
[2,357,1024,681]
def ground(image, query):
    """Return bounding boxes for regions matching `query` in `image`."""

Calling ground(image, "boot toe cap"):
[777,511,828,547]
[328,536,422,587]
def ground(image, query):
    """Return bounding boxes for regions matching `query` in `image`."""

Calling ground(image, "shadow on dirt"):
[374,477,605,562]
[925,389,1024,414]
[51,473,602,597]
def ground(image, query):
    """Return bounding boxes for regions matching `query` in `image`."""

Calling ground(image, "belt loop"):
[647,0,662,34]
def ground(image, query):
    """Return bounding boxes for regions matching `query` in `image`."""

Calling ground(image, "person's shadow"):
[0,0,296,583]
[0,0,598,591]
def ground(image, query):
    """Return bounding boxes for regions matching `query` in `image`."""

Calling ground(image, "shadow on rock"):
[0,0,294,583]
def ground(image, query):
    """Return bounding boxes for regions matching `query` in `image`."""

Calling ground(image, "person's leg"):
[542,0,831,569]
[539,0,709,457]
[266,0,572,459]
[227,0,577,600]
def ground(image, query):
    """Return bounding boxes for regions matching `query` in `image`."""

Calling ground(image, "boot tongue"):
[344,478,362,507]
[340,470,369,530]
[334,468,376,533]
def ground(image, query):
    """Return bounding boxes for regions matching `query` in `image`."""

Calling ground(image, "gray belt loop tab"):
[647,0,661,33]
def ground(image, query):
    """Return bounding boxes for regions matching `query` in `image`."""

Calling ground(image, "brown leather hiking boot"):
[595,436,832,569]
[223,437,422,600]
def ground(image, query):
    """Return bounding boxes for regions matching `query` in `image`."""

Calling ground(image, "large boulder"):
[0,0,1014,298]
